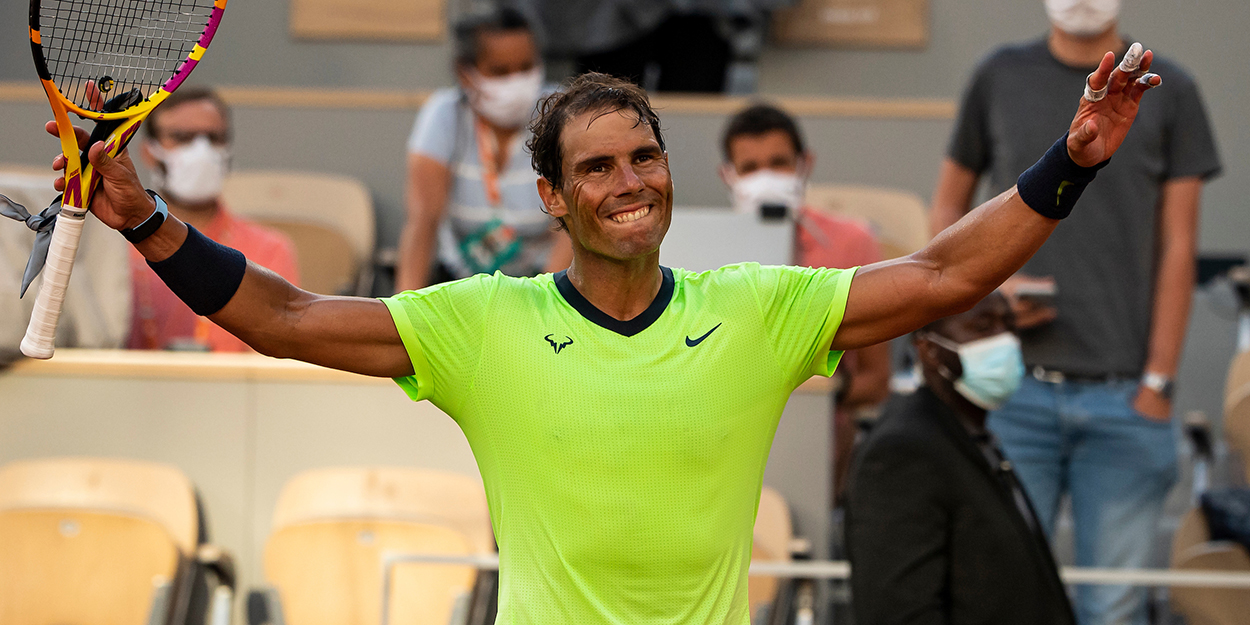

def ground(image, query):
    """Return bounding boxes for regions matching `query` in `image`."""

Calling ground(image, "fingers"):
[1083,52,1115,102]
[1070,119,1099,149]
[45,120,93,145]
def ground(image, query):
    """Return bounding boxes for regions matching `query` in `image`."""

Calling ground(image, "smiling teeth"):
[612,206,650,223]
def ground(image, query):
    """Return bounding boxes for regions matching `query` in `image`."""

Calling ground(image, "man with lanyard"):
[50,45,1159,621]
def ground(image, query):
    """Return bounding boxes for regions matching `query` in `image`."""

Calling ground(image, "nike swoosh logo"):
[685,323,722,347]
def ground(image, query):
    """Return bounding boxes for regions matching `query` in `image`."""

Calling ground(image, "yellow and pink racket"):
[22,0,228,358]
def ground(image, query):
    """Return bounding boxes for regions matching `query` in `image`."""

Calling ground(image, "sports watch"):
[121,189,169,244]
[1141,371,1174,400]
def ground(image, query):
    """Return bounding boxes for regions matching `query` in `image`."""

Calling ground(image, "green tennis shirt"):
[381,263,855,624]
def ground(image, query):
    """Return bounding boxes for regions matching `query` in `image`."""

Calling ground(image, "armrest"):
[246,586,286,625]
[197,544,237,590]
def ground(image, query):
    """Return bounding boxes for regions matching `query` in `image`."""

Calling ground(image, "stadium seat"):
[252,467,493,625]
[1169,344,1250,624]
[750,486,812,625]
[1168,507,1250,625]
[221,170,375,296]
[0,457,235,625]
[803,184,930,259]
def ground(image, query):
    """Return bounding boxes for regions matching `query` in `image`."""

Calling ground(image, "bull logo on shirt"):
[545,334,574,354]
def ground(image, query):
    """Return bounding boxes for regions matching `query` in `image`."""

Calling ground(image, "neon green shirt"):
[382,263,854,624]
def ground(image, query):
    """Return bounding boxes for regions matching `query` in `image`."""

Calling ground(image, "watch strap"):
[121,190,169,244]
[1141,371,1174,399]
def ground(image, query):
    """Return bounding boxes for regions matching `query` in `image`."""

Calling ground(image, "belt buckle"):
[1032,366,1065,384]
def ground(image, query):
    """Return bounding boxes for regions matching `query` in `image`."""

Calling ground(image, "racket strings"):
[38,0,215,112]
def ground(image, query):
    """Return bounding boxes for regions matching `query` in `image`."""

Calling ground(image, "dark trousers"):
[575,14,731,93]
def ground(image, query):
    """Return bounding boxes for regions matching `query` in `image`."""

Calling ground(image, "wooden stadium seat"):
[221,170,375,295]
[749,486,794,622]
[260,467,493,625]
[253,219,356,296]
[803,184,930,260]
[1168,507,1250,625]
[0,457,196,625]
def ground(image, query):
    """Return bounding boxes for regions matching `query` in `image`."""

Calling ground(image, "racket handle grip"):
[21,210,86,359]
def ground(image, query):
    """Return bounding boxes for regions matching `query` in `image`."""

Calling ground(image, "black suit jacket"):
[845,387,1075,625]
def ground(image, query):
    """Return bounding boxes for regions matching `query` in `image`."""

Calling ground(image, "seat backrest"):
[804,184,930,259]
[1225,350,1250,482]
[221,170,374,284]
[271,466,493,554]
[749,486,794,618]
[0,458,197,625]
[1171,507,1212,566]
[265,520,477,625]
[254,218,358,295]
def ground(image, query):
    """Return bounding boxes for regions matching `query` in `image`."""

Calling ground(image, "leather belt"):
[1030,366,1133,384]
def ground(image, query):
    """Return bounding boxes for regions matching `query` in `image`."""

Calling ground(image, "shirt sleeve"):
[1163,74,1222,181]
[753,264,856,388]
[406,89,462,164]
[380,273,496,408]
[947,58,995,174]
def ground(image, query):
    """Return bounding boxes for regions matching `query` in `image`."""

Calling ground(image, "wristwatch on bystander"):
[1141,371,1174,400]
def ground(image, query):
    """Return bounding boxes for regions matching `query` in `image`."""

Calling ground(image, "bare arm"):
[50,123,414,378]
[929,158,980,236]
[832,49,1160,351]
[840,342,891,408]
[395,153,451,292]
[1134,176,1203,419]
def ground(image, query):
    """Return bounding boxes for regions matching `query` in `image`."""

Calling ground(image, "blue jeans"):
[988,376,1178,625]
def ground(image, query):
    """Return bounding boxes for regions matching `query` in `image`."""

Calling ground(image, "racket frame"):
[21,0,228,359]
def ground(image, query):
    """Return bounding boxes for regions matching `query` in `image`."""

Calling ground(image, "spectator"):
[132,87,299,352]
[720,103,890,502]
[846,292,1075,625]
[395,7,571,292]
[929,2,1221,623]
[1,171,130,363]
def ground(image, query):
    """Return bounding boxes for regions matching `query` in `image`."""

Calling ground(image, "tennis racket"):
[22,0,228,359]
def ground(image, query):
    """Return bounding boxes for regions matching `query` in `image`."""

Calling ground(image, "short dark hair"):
[144,86,231,141]
[720,103,806,163]
[453,6,532,69]
[527,72,665,191]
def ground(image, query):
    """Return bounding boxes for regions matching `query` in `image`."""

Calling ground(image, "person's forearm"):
[1143,180,1202,377]
[929,158,980,237]
[395,217,438,292]
[840,342,891,408]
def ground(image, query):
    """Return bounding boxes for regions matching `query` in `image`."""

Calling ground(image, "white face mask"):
[727,169,805,217]
[149,135,230,204]
[468,66,544,129]
[1045,0,1120,37]
[925,331,1025,410]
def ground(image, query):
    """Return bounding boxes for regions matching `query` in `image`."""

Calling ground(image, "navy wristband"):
[1016,133,1110,220]
[148,225,246,316]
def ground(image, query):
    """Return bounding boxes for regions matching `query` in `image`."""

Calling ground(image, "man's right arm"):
[57,124,414,379]
[928,158,980,236]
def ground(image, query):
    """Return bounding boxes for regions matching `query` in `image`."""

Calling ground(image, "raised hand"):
[1067,42,1162,167]
[46,120,154,231]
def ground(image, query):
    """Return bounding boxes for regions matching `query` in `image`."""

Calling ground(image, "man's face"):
[725,129,804,177]
[539,108,672,263]
[918,293,1016,378]
[148,99,229,152]
[141,98,229,169]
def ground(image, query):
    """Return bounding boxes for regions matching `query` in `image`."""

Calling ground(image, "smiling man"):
[52,57,1158,622]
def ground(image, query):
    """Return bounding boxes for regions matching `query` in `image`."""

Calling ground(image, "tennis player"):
[49,46,1158,623]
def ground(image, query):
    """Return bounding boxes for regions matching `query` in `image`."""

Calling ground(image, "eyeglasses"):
[157,129,229,146]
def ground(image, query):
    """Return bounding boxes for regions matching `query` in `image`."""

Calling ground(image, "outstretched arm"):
[50,122,413,378]
[833,47,1161,351]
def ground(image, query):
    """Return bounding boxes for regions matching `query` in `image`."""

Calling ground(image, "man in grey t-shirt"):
[929,2,1220,624]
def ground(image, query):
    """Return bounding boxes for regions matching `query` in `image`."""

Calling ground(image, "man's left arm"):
[831,48,1161,351]
[1135,176,1203,419]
